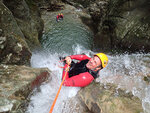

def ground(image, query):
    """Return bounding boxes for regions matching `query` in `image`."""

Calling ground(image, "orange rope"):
[49,65,69,113]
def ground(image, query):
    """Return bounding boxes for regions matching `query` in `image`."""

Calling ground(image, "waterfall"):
[26,6,150,113]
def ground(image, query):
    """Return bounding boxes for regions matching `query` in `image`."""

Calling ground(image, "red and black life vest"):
[68,59,99,79]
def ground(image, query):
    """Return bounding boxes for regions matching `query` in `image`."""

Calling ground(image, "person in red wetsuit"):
[61,53,108,87]
[60,13,63,20]
[56,13,60,22]
[56,13,63,22]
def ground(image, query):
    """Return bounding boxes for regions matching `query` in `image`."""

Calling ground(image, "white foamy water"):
[97,53,150,113]
[26,45,150,113]
[26,45,92,113]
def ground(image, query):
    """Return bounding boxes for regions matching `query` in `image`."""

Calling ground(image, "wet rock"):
[0,29,2,36]
[63,95,92,113]
[0,35,31,65]
[78,82,143,113]
[143,74,150,83]
[65,0,150,52]
[0,36,6,49]
[3,0,44,49]
[63,0,93,8]
[46,3,65,11]
[0,2,31,65]
[0,64,51,113]
[88,0,108,22]
[94,0,150,52]
[0,98,18,113]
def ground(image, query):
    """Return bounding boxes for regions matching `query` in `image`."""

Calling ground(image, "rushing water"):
[26,46,92,113]
[26,7,150,113]
[98,53,150,113]
[26,8,94,113]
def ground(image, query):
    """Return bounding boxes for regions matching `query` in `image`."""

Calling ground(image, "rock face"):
[0,1,54,112]
[63,95,92,113]
[64,0,150,52]
[3,0,44,49]
[0,1,31,65]
[0,64,51,113]
[0,0,53,113]
[95,0,150,52]
[78,82,143,113]
[0,0,44,65]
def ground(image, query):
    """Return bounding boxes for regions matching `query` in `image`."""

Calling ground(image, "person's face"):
[86,56,101,71]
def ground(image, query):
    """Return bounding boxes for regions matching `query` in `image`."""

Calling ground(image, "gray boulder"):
[0,1,31,65]
[78,82,143,113]
[3,0,44,49]
[0,64,51,113]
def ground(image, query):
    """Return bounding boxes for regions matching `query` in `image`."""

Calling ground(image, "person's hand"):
[65,56,71,65]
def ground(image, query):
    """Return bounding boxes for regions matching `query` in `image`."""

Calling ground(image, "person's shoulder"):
[88,70,99,79]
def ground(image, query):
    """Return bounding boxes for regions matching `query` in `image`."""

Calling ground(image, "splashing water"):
[26,7,95,112]
[26,46,150,113]
[97,53,150,113]
[26,5,150,113]
[26,45,94,113]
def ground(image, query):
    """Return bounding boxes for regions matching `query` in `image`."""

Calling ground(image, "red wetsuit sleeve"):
[69,55,91,61]
[63,72,94,87]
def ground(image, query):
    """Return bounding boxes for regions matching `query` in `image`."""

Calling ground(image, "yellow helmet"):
[95,53,108,68]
